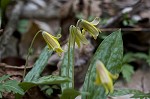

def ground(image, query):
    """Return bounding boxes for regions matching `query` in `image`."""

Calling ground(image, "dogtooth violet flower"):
[42,31,63,56]
[69,25,89,48]
[95,60,119,94]
[77,17,101,39]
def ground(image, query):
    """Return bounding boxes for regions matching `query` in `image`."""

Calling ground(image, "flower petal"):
[80,19,100,39]
[69,25,89,48]
[95,60,118,94]
[76,27,89,45]
[90,17,100,25]
[42,31,63,55]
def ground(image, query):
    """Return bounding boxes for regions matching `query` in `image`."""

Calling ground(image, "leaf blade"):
[16,75,70,99]
[109,88,142,97]
[3,80,24,95]
[24,46,53,82]
[60,88,80,99]
[60,51,73,91]
[82,30,123,99]
[121,64,134,82]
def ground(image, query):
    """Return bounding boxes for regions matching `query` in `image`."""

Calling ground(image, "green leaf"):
[123,53,135,63]
[110,88,150,99]
[40,85,53,96]
[17,19,30,34]
[109,88,142,97]
[146,59,150,66]
[60,88,80,99]
[131,92,150,99]
[2,80,24,95]
[24,46,53,82]
[121,64,134,82]
[16,75,70,99]
[21,76,70,91]
[123,20,128,26]
[133,53,148,60]
[82,29,123,99]
[40,85,50,91]
[33,75,70,85]
[0,75,10,82]
[0,75,24,98]
[45,88,53,96]
[60,49,74,91]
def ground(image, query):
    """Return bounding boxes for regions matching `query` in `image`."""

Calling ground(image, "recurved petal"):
[69,25,89,48]
[90,17,100,25]
[109,73,119,80]
[76,27,89,45]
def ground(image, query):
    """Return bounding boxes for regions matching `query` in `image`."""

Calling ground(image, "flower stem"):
[72,36,76,88]
[68,34,76,88]
[22,30,42,80]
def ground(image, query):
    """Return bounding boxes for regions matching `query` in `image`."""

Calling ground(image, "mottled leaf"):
[110,88,142,97]
[16,75,70,99]
[111,86,150,99]
[131,92,150,99]
[60,43,74,91]
[82,30,123,99]
[24,46,52,82]
[33,75,70,85]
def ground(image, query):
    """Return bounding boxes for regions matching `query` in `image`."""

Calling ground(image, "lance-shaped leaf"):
[16,75,70,99]
[82,29,123,99]
[60,27,76,91]
[110,88,150,99]
[60,51,73,91]
[24,46,52,82]
[109,88,142,97]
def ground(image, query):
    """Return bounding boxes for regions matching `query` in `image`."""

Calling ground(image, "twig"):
[0,63,32,69]
[0,1,24,61]
[102,0,143,28]
[100,28,150,32]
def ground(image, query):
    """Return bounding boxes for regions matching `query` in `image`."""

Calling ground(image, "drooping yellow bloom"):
[42,31,63,55]
[69,25,89,47]
[77,17,101,39]
[95,60,119,94]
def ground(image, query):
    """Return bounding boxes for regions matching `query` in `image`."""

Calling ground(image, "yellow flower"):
[69,25,89,48]
[77,17,101,39]
[95,60,118,94]
[42,31,63,56]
